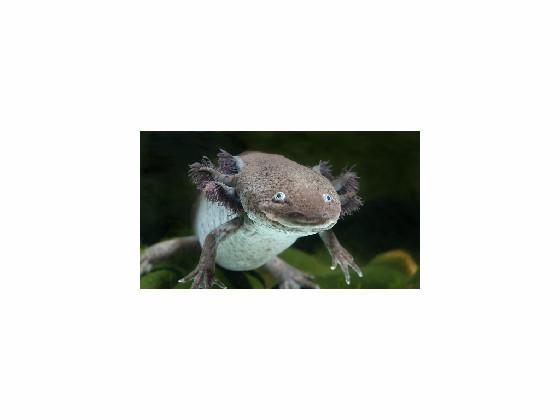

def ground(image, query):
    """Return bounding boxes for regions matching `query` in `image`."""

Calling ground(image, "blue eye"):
[323,194,333,203]
[274,192,286,202]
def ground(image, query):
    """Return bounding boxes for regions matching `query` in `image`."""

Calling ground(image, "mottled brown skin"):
[141,149,363,288]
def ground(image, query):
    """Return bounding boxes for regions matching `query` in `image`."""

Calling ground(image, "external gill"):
[188,153,242,212]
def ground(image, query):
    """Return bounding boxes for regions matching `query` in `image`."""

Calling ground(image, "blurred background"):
[140,132,419,288]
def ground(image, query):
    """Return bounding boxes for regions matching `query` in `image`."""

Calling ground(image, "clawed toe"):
[179,266,222,289]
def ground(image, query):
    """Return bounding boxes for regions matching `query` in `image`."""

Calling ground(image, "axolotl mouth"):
[249,210,338,234]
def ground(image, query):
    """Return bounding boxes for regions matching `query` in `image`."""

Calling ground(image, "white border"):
[1,1,559,419]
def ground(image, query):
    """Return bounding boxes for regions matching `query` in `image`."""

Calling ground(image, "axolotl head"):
[236,152,341,234]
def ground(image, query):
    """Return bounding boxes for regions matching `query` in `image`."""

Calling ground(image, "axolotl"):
[140,149,363,288]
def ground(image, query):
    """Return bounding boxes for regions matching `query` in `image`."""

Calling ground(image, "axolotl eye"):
[273,191,286,202]
[323,193,333,203]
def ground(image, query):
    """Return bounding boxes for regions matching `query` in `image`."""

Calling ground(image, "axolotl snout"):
[140,149,363,288]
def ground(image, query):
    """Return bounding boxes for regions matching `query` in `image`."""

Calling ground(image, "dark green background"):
[140,132,420,288]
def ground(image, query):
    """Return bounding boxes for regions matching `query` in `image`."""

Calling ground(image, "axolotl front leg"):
[179,216,243,288]
[183,151,245,288]
[313,160,364,285]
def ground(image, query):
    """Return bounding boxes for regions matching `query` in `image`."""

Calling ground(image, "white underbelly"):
[194,196,303,271]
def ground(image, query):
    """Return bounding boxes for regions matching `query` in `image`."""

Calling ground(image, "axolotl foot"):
[279,268,318,289]
[179,265,226,289]
[328,246,363,285]
[263,257,319,289]
[319,230,362,285]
